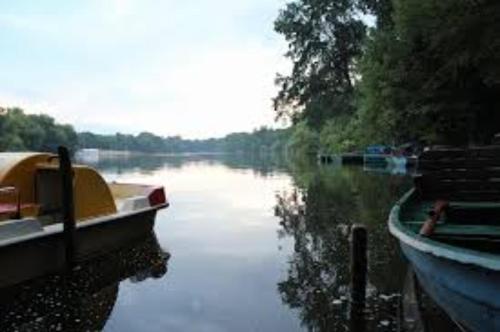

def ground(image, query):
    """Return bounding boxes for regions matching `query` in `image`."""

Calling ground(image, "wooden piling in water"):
[58,146,76,269]
[350,224,367,331]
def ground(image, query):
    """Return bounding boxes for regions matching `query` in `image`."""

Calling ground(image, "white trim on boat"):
[0,203,167,248]
[388,189,500,272]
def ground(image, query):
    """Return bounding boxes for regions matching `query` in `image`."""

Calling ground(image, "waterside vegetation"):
[0,108,78,153]
[274,0,500,155]
[0,107,290,155]
[2,1,498,159]
[79,127,291,155]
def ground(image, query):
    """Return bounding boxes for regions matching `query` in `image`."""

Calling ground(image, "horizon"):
[0,0,290,139]
[78,122,288,141]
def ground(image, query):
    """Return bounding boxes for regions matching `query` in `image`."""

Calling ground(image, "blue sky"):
[0,0,289,138]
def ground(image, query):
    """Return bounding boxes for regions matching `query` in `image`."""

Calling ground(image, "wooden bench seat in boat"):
[0,203,40,219]
[405,221,500,239]
[445,202,500,225]
[0,186,40,221]
[433,224,500,238]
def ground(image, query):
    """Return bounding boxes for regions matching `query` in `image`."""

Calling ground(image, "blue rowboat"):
[389,145,500,332]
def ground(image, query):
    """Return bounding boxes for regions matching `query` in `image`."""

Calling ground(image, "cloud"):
[0,0,289,138]
[52,41,289,138]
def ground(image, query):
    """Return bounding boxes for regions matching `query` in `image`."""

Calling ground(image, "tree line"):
[0,107,78,152]
[0,107,290,155]
[5,0,494,157]
[274,0,500,155]
[79,127,290,154]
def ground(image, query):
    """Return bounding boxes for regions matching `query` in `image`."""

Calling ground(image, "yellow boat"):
[0,148,168,287]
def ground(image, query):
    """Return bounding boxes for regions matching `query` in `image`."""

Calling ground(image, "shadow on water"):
[0,232,170,332]
[401,267,465,332]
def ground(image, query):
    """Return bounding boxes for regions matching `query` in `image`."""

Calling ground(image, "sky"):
[0,0,290,139]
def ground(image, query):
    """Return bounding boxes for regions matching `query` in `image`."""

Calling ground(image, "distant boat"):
[389,145,500,332]
[0,148,168,287]
[75,148,100,163]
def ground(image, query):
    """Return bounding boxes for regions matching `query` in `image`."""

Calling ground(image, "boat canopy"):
[0,153,116,221]
[0,153,54,204]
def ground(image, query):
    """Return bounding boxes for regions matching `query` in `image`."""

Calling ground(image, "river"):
[0,154,463,331]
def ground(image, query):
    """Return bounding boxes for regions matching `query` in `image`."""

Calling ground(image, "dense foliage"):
[0,108,78,152]
[274,0,366,128]
[275,0,500,154]
[79,127,291,155]
[0,107,290,155]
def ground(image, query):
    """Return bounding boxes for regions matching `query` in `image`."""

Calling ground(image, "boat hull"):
[389,189,500,331]
[400,241,500,332]
[0,208,160,288]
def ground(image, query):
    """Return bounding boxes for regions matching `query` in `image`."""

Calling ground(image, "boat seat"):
[0,185,41,220]
[405,220,500,238]
[0,203,40,220]
[0,203,18,215]
[445,202,500,225]
[432,224,500,239]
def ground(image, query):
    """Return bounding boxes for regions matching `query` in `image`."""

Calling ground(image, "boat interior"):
[401,145,500,253]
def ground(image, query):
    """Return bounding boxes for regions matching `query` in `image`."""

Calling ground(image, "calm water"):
[0,154,463,331]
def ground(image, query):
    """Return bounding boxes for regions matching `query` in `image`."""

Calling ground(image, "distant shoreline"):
[76,148,227,158]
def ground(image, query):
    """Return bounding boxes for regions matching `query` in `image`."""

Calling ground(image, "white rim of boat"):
[0,203,167,248]
[388,188,500,272]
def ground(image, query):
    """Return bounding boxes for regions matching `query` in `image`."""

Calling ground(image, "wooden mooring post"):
[58,146,76,269]
[350,224,367,332]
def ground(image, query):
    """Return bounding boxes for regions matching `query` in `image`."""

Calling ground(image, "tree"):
[275,0,500,152]
[0,108,78,152]
[360,0,500,145]
[274,0,366,128]
[78,128,290,155]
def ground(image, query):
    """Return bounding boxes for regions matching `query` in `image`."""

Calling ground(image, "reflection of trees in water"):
[276,164,411,331]
[80,154,179,173]
[218,153,289,177]
[0,232,170,332]
[84,153,290,177]
[276,187,351,331]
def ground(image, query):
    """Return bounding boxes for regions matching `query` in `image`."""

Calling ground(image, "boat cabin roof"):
[0,153,54,182]
[0,152,116,221]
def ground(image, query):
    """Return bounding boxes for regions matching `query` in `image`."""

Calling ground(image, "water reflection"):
[56,153,471,331]
[275,164,412,331]
[0,233,169,332]
[78,152,288,177]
